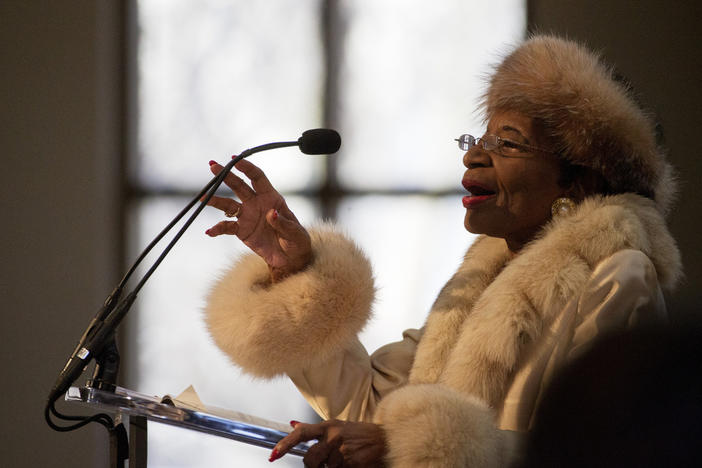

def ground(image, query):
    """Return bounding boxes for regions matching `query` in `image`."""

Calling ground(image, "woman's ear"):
[576,167,608,200]
[561,165,608,202]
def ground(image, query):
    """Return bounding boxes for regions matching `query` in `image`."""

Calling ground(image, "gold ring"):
[225,206,241,218]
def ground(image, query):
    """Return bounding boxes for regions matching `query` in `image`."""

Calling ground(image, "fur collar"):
[409,193,681,406]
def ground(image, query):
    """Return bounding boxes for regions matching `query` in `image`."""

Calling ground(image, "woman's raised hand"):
[204,159,312,282]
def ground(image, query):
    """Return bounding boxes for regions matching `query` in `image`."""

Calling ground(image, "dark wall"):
[1,1,121,466]
[528,0,702,322]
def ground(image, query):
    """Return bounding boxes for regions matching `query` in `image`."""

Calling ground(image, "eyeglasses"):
[455,134,555,156]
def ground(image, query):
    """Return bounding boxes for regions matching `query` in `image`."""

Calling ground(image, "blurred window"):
[128,1,524,465]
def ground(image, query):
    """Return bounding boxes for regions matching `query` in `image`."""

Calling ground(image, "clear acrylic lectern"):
[66,386,310,467]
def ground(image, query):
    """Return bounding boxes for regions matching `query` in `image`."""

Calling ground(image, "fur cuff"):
[205,224,375,378]
[373,384,505,467]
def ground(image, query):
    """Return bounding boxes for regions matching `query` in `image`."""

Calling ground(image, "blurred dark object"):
[521,323,702,467]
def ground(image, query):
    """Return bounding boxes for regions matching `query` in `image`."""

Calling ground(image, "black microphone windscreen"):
[298,129,341,155]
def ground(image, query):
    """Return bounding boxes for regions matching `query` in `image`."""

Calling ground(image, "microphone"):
[47,129,341,409]
[298,129,341,155]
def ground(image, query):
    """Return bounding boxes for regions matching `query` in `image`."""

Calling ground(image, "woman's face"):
[462,109,564,252]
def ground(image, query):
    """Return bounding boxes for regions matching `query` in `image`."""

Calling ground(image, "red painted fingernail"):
[268,448,281,462]
[205,229,212,236]
[290,420,300,427]
[272,210,279,220]
[208,160,217,166]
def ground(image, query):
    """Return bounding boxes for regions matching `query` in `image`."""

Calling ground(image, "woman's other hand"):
[270,419,387,467]
[204,159,312,282]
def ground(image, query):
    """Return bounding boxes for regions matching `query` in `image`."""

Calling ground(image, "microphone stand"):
[45,139,299,466]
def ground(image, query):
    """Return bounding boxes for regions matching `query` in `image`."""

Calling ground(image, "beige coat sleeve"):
[204,222,421,421]
[204,224,376,378]
[287,328,422,422]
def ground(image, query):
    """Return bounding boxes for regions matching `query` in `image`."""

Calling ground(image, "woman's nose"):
[463,146,492,169]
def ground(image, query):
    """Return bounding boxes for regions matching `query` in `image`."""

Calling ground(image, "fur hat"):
[482,35,675,214]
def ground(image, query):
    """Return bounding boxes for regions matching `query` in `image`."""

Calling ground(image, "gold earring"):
[551,197,576,217]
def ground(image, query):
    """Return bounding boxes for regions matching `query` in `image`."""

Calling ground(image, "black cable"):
[118,172,220,291]
[120,140,296,295]
[129,157,236,296]
[45,398,113,432]
[130,142,296,296]
[49,399,112,425]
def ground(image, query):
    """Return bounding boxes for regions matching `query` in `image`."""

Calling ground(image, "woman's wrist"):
[268,251,313,283]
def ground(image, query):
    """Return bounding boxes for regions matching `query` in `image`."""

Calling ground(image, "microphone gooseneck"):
[46,129,340,433]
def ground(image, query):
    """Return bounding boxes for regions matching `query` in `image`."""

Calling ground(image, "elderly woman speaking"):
[202,35,681,467]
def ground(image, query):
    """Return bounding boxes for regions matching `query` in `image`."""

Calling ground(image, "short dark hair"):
[557,161,610,199]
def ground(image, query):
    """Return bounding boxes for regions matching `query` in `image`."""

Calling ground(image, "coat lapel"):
[409,194,680,407]
[409,236,510,384]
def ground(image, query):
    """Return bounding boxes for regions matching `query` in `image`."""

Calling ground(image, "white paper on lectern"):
[161,385,292,433]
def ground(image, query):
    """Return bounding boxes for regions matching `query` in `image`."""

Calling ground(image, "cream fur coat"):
[206,193,681,467]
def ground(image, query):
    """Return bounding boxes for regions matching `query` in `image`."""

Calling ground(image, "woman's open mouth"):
[462,181,496,207]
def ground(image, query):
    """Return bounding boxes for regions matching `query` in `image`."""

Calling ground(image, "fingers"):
[209,159,279,202]
[278,199,301,224]
[266,209,307,242]
[234,159,276,193]
[271,421,325,461]
[304,442,339,468]
[325,447,345,468]
[203,195,241,217]
[205,220,238,237]
[209,161,256,201]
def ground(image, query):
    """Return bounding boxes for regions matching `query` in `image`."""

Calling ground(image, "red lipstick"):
[462,194,495,207]
[462,178,496,208]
